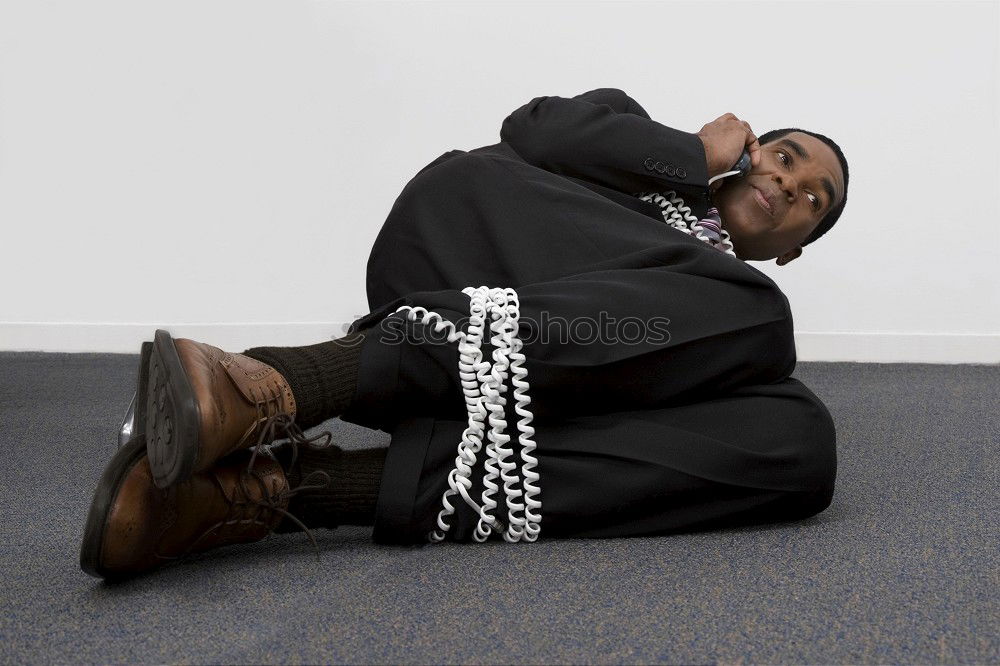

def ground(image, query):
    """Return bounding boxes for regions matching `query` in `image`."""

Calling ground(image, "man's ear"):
[776,246,802,266]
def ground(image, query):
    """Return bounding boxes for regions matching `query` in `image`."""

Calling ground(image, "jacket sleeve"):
[499,87,710,196]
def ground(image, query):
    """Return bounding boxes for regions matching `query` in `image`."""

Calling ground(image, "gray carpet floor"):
[1,352,996,665]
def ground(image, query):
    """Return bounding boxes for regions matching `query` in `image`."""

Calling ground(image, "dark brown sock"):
[242,330,366,430]
[270,440,387,532]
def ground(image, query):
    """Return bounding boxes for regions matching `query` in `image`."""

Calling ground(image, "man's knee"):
[727,283,797,388]
[799,482,836,517]
[779,380,838,517]
[762,285,797,381]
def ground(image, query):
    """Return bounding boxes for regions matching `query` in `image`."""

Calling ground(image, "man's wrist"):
[696,133,720,179]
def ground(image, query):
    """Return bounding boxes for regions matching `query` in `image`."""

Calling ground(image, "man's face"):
[711,131,845,264]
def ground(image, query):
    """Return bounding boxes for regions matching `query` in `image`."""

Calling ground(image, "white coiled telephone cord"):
[634,188,738,257]
[393,286,541,544]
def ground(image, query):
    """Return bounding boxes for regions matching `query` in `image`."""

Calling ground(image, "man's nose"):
[775,173,799,202]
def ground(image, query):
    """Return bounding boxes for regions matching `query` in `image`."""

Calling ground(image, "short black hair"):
[756,128,849,246]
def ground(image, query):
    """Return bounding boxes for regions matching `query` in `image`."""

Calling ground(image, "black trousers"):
[340,142,837,545]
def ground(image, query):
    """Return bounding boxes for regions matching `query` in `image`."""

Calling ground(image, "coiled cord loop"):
[394,286,540,543]
[635,190,737,257]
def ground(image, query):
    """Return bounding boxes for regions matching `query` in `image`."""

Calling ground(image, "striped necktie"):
[692,207,728,252]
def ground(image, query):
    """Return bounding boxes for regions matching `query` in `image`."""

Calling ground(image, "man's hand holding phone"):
[697,113,761,193]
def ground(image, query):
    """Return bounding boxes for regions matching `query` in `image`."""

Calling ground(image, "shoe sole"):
[145,329,202,489]
[79,435,148,580]
[119,340,154,449]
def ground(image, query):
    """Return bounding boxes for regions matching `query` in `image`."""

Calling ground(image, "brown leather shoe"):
[80,429,332,581]
[141,328,300,489]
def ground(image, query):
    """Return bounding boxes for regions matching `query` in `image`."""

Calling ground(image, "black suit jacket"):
[494,87,713,222]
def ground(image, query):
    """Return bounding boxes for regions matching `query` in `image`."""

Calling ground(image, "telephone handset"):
[707,148,752,188]
[731,148,753,178]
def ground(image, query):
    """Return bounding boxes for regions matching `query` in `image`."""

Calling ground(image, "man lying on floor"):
[80,87,849,580]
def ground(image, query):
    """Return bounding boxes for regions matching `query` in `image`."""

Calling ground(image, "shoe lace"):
[234,380,294,450]
[158,411,336,563]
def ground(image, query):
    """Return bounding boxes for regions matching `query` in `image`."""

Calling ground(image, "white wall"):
[1,0,997,362]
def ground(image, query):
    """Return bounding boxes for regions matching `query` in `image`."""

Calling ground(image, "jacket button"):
[665,165,676,176]
[654,161,666,173]
[644,157,656,170]
[676,167,687,178]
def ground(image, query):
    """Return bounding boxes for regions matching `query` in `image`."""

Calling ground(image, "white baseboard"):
[792,331,999,364]
[1,323,998,364]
